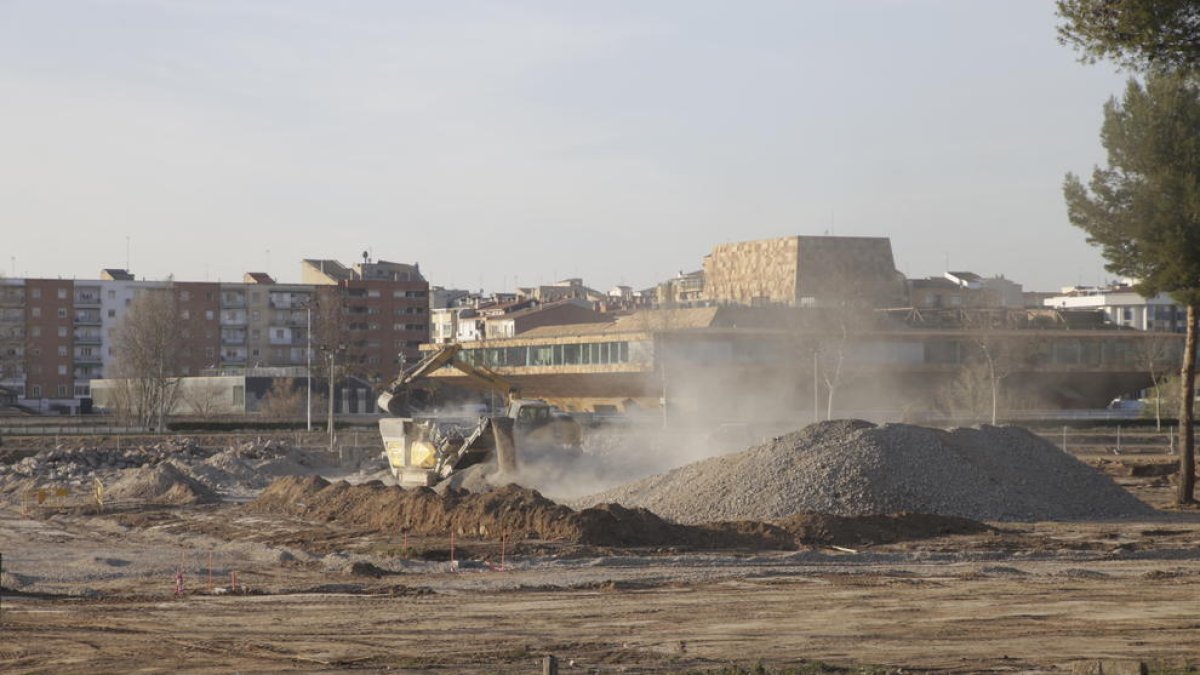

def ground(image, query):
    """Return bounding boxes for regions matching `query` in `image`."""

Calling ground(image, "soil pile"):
[250,475,700,547]
[577,420,1156,523]
[106,462,219,505]
[249,476,989,550]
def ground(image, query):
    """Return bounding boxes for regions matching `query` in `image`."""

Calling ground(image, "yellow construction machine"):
[377,344,582,485]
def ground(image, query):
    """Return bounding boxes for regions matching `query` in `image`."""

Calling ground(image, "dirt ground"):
[2,444,1200,673]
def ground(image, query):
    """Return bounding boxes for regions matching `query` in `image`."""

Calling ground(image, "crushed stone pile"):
[106,462,218,505]
[249,475,988,550]
[576,420,1157,523]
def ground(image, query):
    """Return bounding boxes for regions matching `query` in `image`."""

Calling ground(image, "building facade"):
[1044,284,1185,332]
[8,256,429,413]
[702,235,906,308]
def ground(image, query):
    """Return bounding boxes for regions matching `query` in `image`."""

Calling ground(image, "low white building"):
[1043,284,1184,332]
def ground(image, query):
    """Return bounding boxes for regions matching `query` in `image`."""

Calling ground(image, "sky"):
[0,0,1132,293]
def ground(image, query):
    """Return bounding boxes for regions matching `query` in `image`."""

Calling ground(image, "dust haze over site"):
[1,1,1124,293]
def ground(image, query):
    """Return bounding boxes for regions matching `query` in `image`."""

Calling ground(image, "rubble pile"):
[0,437,328,499]
[1,438,209,483]
[578,420,1157,523]
[106,462,219,505]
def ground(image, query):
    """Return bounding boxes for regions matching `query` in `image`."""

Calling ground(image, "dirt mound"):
[577,420,1156,523]
[106,462,218,505]
[250,476,675,546]
[248,476,985,550]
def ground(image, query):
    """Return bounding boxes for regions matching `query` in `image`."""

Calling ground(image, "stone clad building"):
[703,235,906,308]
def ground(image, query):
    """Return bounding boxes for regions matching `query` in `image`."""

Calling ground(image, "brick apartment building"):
[5,256,429,413]
[302,258,429,376]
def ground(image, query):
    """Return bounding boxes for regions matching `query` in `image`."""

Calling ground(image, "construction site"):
[2,231,1199,673]
[1,404,1198,673]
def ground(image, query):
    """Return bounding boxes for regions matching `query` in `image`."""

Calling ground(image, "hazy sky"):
[1,1,1130,293]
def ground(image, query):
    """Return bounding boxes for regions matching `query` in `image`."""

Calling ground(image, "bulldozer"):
[376,344,583,486]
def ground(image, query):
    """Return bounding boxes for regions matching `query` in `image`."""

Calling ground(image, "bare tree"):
[940,312,1030,425]
[179,379,228,420]
[817,322,848,421]
[1136,331,1182,431]
[110,286,185,430]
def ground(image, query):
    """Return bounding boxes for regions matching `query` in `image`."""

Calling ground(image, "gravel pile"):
[576,420,1157,523]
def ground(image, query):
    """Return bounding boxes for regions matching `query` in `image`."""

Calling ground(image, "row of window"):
[459,341,633,369]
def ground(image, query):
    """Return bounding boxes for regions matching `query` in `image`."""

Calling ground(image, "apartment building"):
[302,257,429,381]
[0,279,26,396]
[9,255,429,412]
[25,278,75,403]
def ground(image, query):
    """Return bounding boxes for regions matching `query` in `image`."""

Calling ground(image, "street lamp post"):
[327,348,336,454]
[813,347,820,424]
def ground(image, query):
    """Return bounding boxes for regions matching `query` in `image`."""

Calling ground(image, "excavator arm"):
[377,344,519,416]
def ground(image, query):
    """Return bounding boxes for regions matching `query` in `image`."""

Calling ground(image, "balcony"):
[74,311,102,325]
[73,352,102,364]
[73,293,101,307]
[221,335,247,345]
[74,333,102,345]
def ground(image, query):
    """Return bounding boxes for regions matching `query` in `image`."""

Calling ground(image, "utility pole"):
[306,304,312,432]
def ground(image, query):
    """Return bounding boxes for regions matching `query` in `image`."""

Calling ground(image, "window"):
[181,328,191,338]
[205,310,214,320]
[181,309,190,320]
[31,307,41,318]
[275,329,285,338]
[58,365,68,376]
[367,289,380,298]
[107,309,116,318]
[57,346,67,357]
[205,347,215,358]
[30,385,41,397]
[57,288,66,299]
[252,310,260,320]
[56,384,67,397]
[31,326,41,337]
[180,290,190,301]
[57,308,67,318]
[107,290,116,299]
[31,288,41,299]
[58,326,67,337]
